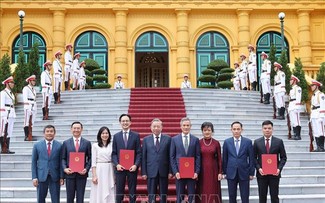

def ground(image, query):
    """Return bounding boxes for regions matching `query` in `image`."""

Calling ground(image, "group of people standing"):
[31,114,287,203]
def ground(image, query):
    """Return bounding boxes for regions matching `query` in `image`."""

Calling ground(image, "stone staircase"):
[0,88,325,203]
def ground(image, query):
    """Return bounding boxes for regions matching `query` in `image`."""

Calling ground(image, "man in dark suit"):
[222,121,255,203]
[61,121,91,203]
[112,114,141,203]
[142,118,172,203]
[254,120,287,203]
[31,125,64,203]
[170,117,201,203]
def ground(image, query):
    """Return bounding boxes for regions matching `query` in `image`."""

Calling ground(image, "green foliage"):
[92,68,107,75]
[316,62,325,94]
[13,50,29,93]
[93,83,111,89]
[83,58,110,88]
[278,50,291,93]
[0,53,12,91]
[217,73,233,82]
[219,68,234,74]
[292,58,309,103]
[85,69,91,76]
[217,81,233,89]
[201,68,216,75]
[207,59,229,72]
[85,58,100,72]
[197,75,216,83]
[197,84,216,88]
[86,75,93,85]
[268,44,277,85]
[27,43,41,85]
[93,75,108,82]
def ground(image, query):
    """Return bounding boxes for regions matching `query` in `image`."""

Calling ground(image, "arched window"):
[12,31,46,67]
[196,31,230,85]
[75,31,108,71]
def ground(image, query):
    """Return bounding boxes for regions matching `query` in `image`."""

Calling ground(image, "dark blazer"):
[61,137,92,178]
[170,134,201,175]
[222,136,255,180]
[141,134,171,178]
[32,139,63,182]
[112,130,141,168]
[254,136,287,178]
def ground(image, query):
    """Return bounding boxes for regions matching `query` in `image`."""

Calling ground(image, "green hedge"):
[92,69,107,75]
[201,68,216,75]
[207,59,229,72]
[93,83,111,89]
[219,68,234,74]
[93,75,108,82]
[85,58,100,71]
[198,75,216,82]
[217,80,233,89]
[85,69,91,76]
[86,76,93,85]
[216,73,233,82]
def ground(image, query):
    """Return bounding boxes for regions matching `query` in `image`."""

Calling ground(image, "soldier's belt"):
[312,106,320,110]
[45,83,51,85]
[290,99,296,101]
[27,98,35,101]
[262,70,267,73]
[275,82,281,85]
[5,104,14,108]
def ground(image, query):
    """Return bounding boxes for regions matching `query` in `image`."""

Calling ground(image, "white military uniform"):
[248,51,257,83]
[78,66,86,90]
[41,70,53,108]
[22,85,37,127]
[181,80,191,89]
[239,60,248,89]
[260,59,271,94]
[53,58,63,93]
[64,51,73,82]
[72,58,80,89]
[311,90,325,137]
[0,88,16,138]
[288,84,302,127]
[114,81,124,89]
[232,67,240,91]
[274,70,286,108]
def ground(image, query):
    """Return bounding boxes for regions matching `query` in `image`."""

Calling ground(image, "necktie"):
[235,139,240,155]
[155,136,160,151]
[47,142,51,156]
[184,135,189,154]
[123,132,128,148]
[266,138,270,154]
[75,138,79,152]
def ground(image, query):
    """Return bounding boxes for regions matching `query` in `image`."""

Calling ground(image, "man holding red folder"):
[170,117,201,203]
[112,114,141,203]
[253,120,287,203]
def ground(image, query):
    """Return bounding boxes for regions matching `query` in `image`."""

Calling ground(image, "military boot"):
[313,137,322,152]
[5,138,15,154]
[277,107,285,120]
[53,93,58,104]
[24,126,29,141]
[295,126,302,140]
[290,127,297,140]
[319,136,325,152]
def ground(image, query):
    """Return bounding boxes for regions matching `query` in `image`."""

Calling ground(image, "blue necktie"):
[235,139,240,155]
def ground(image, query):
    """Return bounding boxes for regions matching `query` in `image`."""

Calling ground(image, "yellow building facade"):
[0,0,324,88]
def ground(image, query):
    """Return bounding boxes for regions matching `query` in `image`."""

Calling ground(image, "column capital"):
[113,8,129,14]
[297,9,314,14]
[175,8,191,14]
[49,8,66,13]
[236,9,253,15]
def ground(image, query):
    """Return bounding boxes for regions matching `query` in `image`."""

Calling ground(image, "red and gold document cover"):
[120,149,134,169]
[69,152,85,172]
[179,157,194,178]
[262,154,278,175]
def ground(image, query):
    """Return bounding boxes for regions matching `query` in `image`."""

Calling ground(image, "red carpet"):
[126,88,186,202]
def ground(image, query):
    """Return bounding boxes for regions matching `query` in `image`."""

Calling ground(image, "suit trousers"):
[257,177,280,203]
[66,177,87,203]
[147,174,168,203]
[115,170,138,203]
[227,172,250,203]
[37,175,60,203]
[176,178,196,203]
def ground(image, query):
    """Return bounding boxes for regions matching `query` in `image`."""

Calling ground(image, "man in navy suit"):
[170,117,201,203]
[222,121,255,203]
[142,118,172,203]
[112,114,141,203]
[61,121,91,203]
[32,125,64,203]
[254,120,287,203]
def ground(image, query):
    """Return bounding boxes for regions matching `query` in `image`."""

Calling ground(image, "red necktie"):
[75,139,79,152]
[266,138,270,154]
[47,142,51,156]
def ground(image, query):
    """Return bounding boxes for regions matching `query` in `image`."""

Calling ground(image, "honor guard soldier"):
[239,53,248,90]
[64,44,73,90]
[114,75,124,89]
[41,61,53,120]
[260,52,271,104]
[72,52,81,90]
[247,44,257,90]
[181,74,192,89]
[0,76,16,154]
[310,80,325,152]
[288,75,302,140]
[22,75,37,141]
[78,61,86,90]
[232,62,241,91]
[53,50,63,104]
[274,62,286,120]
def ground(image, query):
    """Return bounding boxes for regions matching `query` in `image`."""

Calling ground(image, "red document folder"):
[69,152,85,172]
[120,149,135,169]
[262,154,278,175]
[179,157,194,178]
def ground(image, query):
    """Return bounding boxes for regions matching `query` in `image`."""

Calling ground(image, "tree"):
[316,62,325,94]
[84,58,111,89]
[208,59,233,89]
[292,58,309,103]
[278,50,291,93]
[27,43,41,85]
[13,50,29,93]
[197,68,216,88]
[0,53,12,91]
[268,44,277,86]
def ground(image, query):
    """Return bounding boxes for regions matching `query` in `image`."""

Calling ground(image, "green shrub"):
[219,68,234,74]
[201,68,216,75]
[216,73,233,82]
[93,83,111,89]
[85,69,91,76]
[92,69,107,75]
[207,59,229,72]
[217,81,233,89]
[86,76,93,85]
[197,75,216,83]
[85,58,100,71]
[0,53,11,91]
[93,75,108,82]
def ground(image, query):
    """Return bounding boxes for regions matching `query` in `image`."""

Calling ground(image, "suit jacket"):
[61,137,92,178]
[222,136,255,180]
[32,139,63,182]
[254,136,287,178]
[141,134,171,178]
[170,134,201,175]
[111,130,142,169]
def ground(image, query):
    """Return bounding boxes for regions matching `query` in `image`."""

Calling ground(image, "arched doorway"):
[135,32,169,87]
[196,31,230,86]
